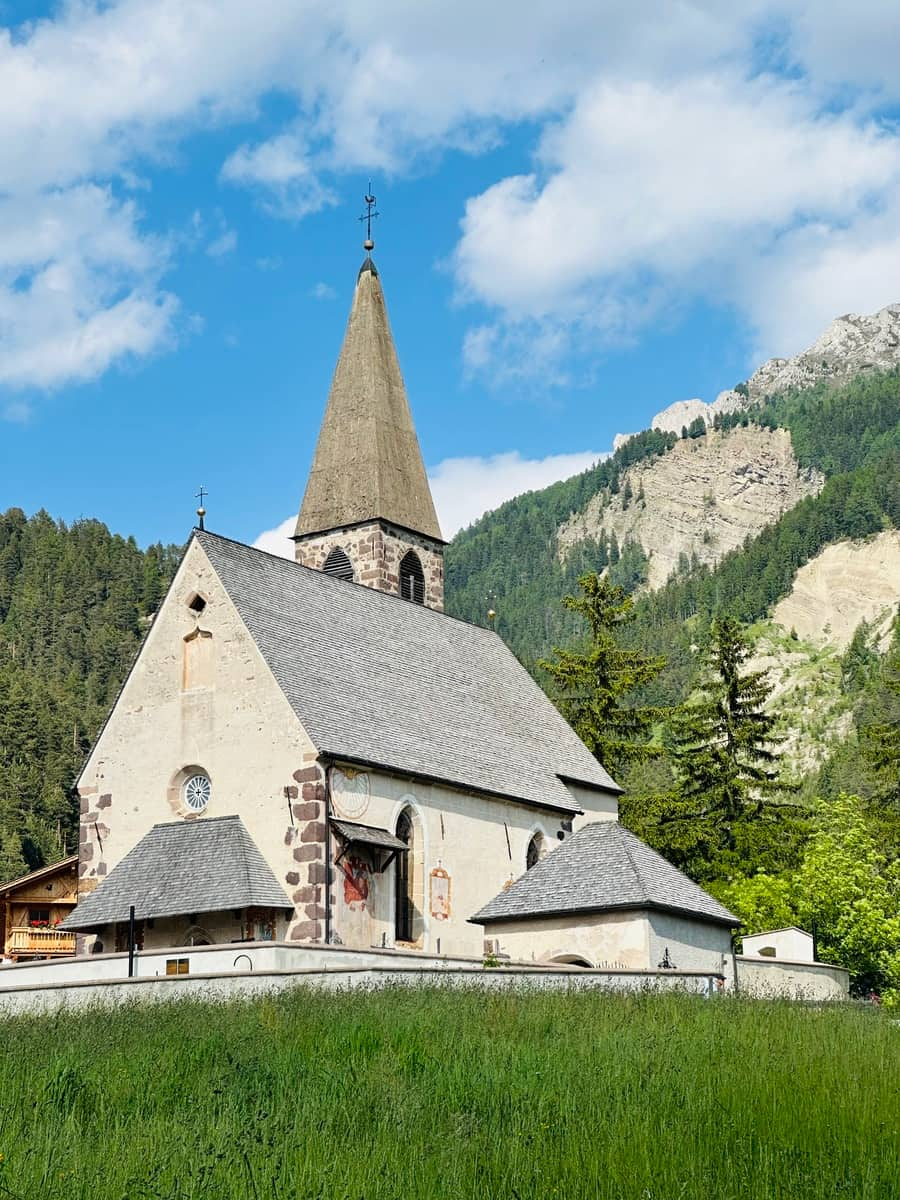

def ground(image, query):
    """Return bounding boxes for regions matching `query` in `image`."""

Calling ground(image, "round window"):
[183,773,210,813]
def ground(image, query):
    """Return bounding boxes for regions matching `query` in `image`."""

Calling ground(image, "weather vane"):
[359,184,379,252]
[195,486,207,531]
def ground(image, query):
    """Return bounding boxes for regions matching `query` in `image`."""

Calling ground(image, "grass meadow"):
[0,987,896,1199]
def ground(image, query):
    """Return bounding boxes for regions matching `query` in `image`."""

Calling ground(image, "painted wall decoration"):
[341,856,370,908]
[430,867,451,921]
[332,769,370,820]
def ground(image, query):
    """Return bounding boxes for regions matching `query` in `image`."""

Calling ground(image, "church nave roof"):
[197,529,620,814]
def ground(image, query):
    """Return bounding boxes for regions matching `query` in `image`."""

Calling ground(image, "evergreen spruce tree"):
[664,615,798,846]
[538,573,667,777]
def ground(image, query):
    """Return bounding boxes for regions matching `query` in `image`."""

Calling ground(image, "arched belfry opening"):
[292,210,445,609]
[399,551,425,605]
[322,547,354,582]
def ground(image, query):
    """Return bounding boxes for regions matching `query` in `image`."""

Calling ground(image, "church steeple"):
[293,201,445,609]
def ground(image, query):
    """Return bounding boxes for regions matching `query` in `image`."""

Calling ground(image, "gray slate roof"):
[471,822,739,927]
[197,531,619,814]
[331,819,409,851]
[61,816,291,930]
[294,259,443,542]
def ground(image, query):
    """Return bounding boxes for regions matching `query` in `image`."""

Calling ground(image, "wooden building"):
[0,856,78,962]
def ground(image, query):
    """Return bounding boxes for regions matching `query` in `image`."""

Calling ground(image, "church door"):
[395,809,414,942]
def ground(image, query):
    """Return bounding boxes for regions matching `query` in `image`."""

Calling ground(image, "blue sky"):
[1,2,899,551]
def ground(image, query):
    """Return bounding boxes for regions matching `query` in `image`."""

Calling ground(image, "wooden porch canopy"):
[330,819,408,873]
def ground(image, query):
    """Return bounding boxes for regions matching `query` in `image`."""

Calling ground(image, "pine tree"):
[538,573,667,777]
[665,616,798,843]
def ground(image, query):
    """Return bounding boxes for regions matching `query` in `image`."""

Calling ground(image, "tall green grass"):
[0,988,896,1199]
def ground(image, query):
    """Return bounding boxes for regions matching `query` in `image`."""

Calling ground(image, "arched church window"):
[399,550,425,605]
[526,833,544,871]
[323,547,354,581]
[395,808,415,942]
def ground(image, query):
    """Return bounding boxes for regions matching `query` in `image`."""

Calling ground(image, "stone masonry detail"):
[295,519,444,611]
[285,759,328,942]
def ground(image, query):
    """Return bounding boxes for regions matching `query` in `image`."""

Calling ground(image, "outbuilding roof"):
[196,530,620,814]
[471,822,739,927]
[61,816,291,930]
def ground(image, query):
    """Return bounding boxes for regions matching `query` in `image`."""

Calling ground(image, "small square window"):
[187,593,207,614]
[165,958,189,976]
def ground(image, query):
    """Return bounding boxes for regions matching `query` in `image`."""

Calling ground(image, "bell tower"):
[293,195,444,610]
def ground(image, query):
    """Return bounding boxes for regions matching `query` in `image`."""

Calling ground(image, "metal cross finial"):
[359,184,379,251]
[195,486,207,531]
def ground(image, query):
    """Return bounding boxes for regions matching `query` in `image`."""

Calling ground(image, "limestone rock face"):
[749,304,900,400]
[614,302,900,450]
[773,530,900,650]
[558,426,823,590]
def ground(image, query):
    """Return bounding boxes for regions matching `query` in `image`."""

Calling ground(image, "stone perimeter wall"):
[295,519,444,610]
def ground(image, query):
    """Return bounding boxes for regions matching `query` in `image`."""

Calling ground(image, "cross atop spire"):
[358,184,379,253]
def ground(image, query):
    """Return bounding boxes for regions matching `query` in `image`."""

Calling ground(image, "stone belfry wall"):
[295,520,444,611]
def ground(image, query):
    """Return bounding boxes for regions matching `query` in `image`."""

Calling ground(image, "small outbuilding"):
[472,822,739,972]
[741,926,816,962]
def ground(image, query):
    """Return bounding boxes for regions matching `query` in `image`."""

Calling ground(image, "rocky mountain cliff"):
[559,426,824,590]
[615,302,900,448]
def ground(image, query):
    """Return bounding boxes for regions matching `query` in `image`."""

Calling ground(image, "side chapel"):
[64,224,737,972]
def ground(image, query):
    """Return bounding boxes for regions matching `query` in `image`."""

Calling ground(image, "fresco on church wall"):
[429,867,450,921]
[340,857,370,908]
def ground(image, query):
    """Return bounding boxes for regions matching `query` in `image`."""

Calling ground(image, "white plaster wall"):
[566,783,619,830]
[647,911,734,974]
[742,929,815,962]
[483,910,650,968]
[735,957,849,1000]
[330,769,573,958]
[0,957,725,1016]
[75,540,320,938]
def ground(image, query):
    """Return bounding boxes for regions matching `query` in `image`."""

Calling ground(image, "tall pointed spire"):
[293,196,445,609]
[294,260,442,542]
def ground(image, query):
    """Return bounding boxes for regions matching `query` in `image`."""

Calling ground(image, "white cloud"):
[253,515,296,559]
[454,71,900,377]
[310,282,337,301]
[0,186,178,389]
[221,132,335,218]
[206,229,237,258]
[3,1,900,394]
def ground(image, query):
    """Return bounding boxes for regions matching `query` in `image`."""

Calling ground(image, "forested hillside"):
[446,370,900,684]
[0,510,179,879]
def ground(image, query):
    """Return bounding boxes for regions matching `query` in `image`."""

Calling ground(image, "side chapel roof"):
[471,822,739,927]
[61,816,291,929]
[294,257,443,542]
[196,530,620,814]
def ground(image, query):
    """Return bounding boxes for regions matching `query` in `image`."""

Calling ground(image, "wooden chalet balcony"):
[7,926,76,958]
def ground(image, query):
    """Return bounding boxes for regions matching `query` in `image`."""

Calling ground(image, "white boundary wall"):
[0,941,849,1014]
[0,941,723,1014]
[735,955,848,1000]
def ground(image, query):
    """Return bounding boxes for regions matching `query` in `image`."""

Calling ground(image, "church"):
[62,230,738,974]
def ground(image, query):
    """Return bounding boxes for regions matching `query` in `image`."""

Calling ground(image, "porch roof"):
[330,819,409,852]
[61,816,291,930]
